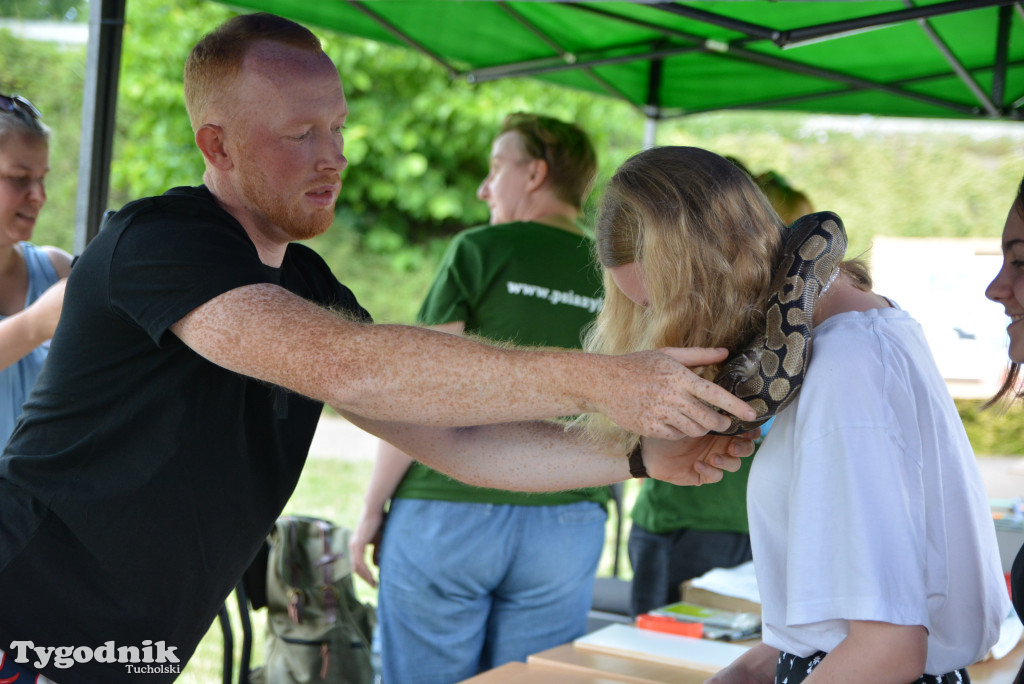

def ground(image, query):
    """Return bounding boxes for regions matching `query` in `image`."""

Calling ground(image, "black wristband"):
[628,442,648,479]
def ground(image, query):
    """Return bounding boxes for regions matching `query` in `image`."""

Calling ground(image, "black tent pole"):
[993,4,1013,113]
[73,0,126,254]
[643,57,664,149]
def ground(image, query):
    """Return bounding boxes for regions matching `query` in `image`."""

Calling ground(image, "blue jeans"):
[377,499,606,684]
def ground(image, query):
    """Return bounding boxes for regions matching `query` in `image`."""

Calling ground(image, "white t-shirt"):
[748,305,1010,675]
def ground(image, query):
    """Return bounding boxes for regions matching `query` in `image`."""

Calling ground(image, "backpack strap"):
[317,520,341,626]
[286,520,304,624]
[317,520,340,680]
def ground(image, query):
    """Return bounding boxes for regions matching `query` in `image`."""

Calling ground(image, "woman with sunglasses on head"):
[578,145,1008,684]
[0,94,71,444]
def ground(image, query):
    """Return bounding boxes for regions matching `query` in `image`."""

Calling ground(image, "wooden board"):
[458,661,650,684]
[529,644,710,684]
[461,628,1024,684]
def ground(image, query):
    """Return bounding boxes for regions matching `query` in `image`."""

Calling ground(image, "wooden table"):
[969,639,1024,684]
[459,638,1024,684]
[460,661,650,683]
[529,643,710,683]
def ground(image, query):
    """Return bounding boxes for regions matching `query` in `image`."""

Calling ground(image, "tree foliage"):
[664,113,1024,259]
[110,0,227,207]
[0,27,84,251]
[0,0,86,21]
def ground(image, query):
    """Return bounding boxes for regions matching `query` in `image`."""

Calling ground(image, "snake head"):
[713,344,764,394]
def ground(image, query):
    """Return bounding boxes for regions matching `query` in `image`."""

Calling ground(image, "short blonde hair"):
[183,13,323,131]
[577,146,786,451]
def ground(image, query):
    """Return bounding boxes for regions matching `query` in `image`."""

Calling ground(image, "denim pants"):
[377,498,606,684]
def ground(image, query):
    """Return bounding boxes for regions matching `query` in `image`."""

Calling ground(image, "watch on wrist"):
[628,442,648,479]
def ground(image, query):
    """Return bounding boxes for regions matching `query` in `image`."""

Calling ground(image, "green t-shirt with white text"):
[394,221,609,506]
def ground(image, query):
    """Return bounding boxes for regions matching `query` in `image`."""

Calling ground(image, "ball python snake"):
[713,211,849,436]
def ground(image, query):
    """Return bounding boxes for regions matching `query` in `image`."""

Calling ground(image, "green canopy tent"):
[220,0,1024,121]
[75,0,1024,248]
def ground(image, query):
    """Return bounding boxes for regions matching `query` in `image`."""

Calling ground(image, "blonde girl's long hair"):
[574,146,787,452]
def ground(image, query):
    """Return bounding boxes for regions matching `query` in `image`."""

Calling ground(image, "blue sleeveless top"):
[0,242,59,443]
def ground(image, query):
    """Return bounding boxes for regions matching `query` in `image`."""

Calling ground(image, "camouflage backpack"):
[250,516,376,684]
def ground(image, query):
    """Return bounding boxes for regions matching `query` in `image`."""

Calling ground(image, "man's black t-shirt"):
[0,186,370,683]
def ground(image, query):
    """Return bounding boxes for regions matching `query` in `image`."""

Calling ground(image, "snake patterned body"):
[713,211,849,436]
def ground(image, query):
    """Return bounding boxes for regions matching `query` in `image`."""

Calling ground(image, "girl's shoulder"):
[37,244,72,278]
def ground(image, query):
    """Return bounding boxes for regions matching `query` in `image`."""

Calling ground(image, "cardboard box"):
[680,580,761,617]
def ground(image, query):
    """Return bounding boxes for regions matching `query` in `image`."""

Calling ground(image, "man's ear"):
[524,158,548,193]
[195,124,232,170]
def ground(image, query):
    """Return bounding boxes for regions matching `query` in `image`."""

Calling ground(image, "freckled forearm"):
[322,322,601,427]
[174,283,740,440]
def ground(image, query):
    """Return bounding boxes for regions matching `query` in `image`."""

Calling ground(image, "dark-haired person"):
[983,173,1024,684]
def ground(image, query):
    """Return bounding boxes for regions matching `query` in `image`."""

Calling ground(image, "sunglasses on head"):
[0,93,41,121]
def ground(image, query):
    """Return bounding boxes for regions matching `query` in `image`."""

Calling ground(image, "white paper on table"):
[574,624,749,673]
[689,560,761,604]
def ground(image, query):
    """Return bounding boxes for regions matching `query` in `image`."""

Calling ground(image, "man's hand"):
[595,347,756,440]
[642,428,759,486]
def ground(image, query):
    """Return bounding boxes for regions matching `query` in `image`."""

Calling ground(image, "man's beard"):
[237,160,336,241]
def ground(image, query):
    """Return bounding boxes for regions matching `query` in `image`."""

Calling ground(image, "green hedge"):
[957,398,1024,456]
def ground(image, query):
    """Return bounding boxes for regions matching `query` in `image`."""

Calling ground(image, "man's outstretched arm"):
[340,410,758,491]
[171,283,756,438]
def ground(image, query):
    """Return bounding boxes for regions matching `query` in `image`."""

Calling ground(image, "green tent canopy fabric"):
[219,0,1024,121]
